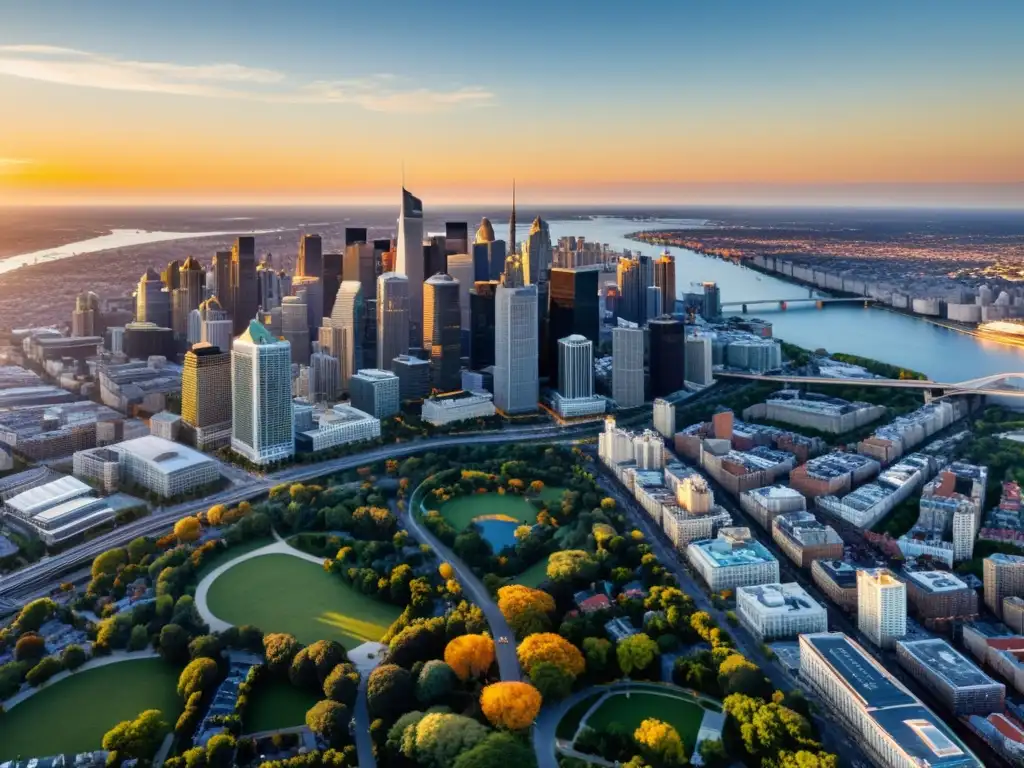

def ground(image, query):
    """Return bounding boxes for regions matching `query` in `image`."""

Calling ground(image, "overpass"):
[714,370,1024,398]
[721,296,872,312]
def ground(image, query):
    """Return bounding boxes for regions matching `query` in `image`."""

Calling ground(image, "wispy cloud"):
[0,45,495,112]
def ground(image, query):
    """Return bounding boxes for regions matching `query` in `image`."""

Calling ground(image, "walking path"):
[1,648,160,711]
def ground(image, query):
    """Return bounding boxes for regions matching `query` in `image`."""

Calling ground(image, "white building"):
[377,273,410,370]
[858,568,907,649]
[296,404,381,452]
[493,284,538,414]
[653,398,675,438]
[737,582,828,642]
[740,485,807,530]
[4,475,113,545]
[611,326,644,408]
[231,320,295,465]
[685,335,714,387]
[421,390,496,426]
[395,188,424,341]
[349,369,400,419]
[558,334,593,399]
[309,350,341,404]
[108,435,219,498]
[687,528,780,591]
[72,446,121,493]
[324,281,363,388]
[149,411,181,441]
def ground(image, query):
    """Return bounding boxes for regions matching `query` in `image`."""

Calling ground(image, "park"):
[437,487,565,552]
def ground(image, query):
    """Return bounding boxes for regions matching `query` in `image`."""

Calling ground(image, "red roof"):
[990,714,1024,743]
[579,594,611,613]
[986,637,1024,651]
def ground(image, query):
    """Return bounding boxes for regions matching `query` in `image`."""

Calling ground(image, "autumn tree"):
[497,585,555,638]
[546,550,599,583]
[14,633,46,662]
[263,632,302,674]
[517,632,585,680]
[206,504,228,526]
[439,562,455,580]
[444,634,495,682]
[306,699,350,747]
[452,731,538,768]
[323,662,360,706]
[178,657,220,699]
[174,516,202,543]
[634,718,686,766]
[102,709,168,760]
[406,712,490,768]
[367,663,414,719]
[480,681,542,730]
[616,633,659,677]
[91,547,128,580]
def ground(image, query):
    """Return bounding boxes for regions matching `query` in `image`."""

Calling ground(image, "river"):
[539,216,1024,382]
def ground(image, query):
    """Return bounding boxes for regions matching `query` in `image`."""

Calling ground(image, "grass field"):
[194,536,273,580]
[584,691,705,752]
[205,552,401,649]
[244,680,320,734]
[437,488,566,530]
[0,658,181,760]
[510,558,549,588]
[556,691,604,741]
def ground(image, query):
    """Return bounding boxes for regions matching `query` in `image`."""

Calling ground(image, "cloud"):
[0,45,494,112]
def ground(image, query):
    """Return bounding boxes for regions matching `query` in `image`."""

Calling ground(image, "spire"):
[509,179,517,256]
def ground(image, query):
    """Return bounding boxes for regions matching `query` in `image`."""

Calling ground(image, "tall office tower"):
[297,234,323,281]
[308,349,341,403]
[494,283,538,413]
[181,342,231,447]
[325,280,363,388]
[256,259,285,312]
[392,354,431,401]
[135,268,171,327]
[685,335,714,386]
[473,217,505,281]
[195,296,232,352]
[702,282,721,319]
[612,326,644,407]
[984,553,1024,618]
[639,255,655,319]
[376,273,410,370]
[395,188,424,341]
[381,249,396,274]
[173,256,204,339]
[445,222,469,255]
[322,252,343,318]
[281,295,310,364]
[423,274,462,391]
[546,267,600,381]
[72,291,100,337]
[501,253,525,288]
[291,276,323,335]
[857,568,907,649]
[425,236,447,279]
[350,369,400,418]
[469,280,498,369]
[648,316,686,398]
[162,259,181,291]
[508,180,517,256]
[212,251,232,305]
[558,335,594,399]
[616,257,643,324]
[446,254,474,356]
[230,236,257,334]
[344,243,376,307]
[654,251,677,315]
[344,227,368,247]
[524,216,553,286]
[231,320,294,465]
[645,285,663,321]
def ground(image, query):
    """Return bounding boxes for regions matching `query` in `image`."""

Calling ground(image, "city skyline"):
[0,0,1022,207]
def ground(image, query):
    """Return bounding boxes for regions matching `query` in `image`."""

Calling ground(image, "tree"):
[189,634,223,661]
[497,585,556,638]
[452,731,538,768]
[775,750,839,768]
[178,657,220,699]
[697,739,728,768]
[102,709,168,760]
[61,644,87,671]
[529,661,574,700]
[583,637,612,675]
[617,634,659,677]
[92,547,128,580]
[206,504,228,526]
[25,656,61,687]
[388,620,446,668]
[14,598,56,632]
[174,516,202,543]
[546,550,599,583]
[634,718,686,766]
[439,562,455,580]
[480,681,542,730]
[323,662,360,705]
[444,634,495,682]
[159,623,190,664]
[416,659,456,706]
[517,633,585,680]
[264,632,301,674]
[366,663,414,720]
[306,699,350,748]
[129,624,150,651]
[600,497,616,512]
[127,536,156,564]
[205,733,236,768]
[408,712,490,768]
[14,633,46,662]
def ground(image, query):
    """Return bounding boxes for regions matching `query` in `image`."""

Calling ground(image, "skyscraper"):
[494,283,538,414]
[195,296,232,352]
[558,335,593,399]
[377,273,410,370]
[857,568,907,649]
[685,335,714,386]
[297,234,323,283]
[654,251,677,315]
[473,218,505,281]
[648,316,686,398]
[181,342,231,449]
[446,254,475,356]
[309,349,341,404]
[469,280,498,370]
[424,236,447,279]
[322,252,343,318]
[256,259,285,312]
[546,266,599,381]
[639,255,656,319]
[423,274,462,391]
[281,295,310,364]
[162,259,181,291]
[612,326,644,407]
[344,243,377,309]
[325,281,363,388]
[525,216,553,286]
[395,188,424,341]
[445,222,469,256]
[173,257,205,339]
[230,236,257,334]
[645,285,663,321]
[72,292,100,337]
[211,251,232,306]
[350,369,400,418]
[702,282,721,319]
[344,227,368,247]
[135,269,171,328]
[616,257,643,324]
[291,275,323,335]
[508,180,517,257]
[231,320,294,465]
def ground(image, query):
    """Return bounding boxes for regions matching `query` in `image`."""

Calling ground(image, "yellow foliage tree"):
[173,516,201,543]
[444,634,495,681]
[634,718,686,765]
[516,632,585,679]
[480,681,542,730]
[497,585,555,624]
[439,562,455,580]
[206,504,227,526]
[528,480,545,494]
[514,525,532,541]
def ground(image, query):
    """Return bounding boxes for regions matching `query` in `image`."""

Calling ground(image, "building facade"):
[230,320,294,465]
[611,325,644,408]
[494,284,538,414]
[858,568,907,649]
[423,273,462,392]
[349,369,400,419]
[737,582,828,642]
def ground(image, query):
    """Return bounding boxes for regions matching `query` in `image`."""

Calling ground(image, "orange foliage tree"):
[443,634,495,681]
[480,681,542,730]
[516,633,585,679]
[173,516,201,543]
[497,585,556,638]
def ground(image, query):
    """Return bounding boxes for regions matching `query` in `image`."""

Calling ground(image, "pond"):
[473,515,520,554]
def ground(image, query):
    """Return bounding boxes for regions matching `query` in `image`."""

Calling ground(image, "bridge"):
[721,296,873,312]
[714,370,1024,398]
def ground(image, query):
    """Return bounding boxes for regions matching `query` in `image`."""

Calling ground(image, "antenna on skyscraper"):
[401,160,405,189]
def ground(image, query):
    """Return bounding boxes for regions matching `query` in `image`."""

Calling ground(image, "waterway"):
[540,216,1024,383]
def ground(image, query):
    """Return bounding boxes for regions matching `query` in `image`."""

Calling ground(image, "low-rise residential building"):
[743,389,886,435]
[903,570,979,630]
[811,559,860,612]
[740,484,807,530]
[700,444,797,497]
[984,553,1024,618]
[896,638,1005,716]
[148,410,182,441]
[686,527,780,591]
[421,389,496,426]
[736,582,827,642]
[107,435,219,497]
[295,404,381,453]
[772,510,844,568]
[817,453,933,528]
[963,623,1024,696]
[789,451,880,499]
[1004,596,1024,634]
[857,400,965,465]
[0,401,126,461]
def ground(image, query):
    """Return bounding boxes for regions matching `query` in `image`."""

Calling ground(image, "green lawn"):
[0,658,181,760]
[584,691,705,753]
[194,536,273,580]
[244,680,320,734]
[556,691,604,741]
[205,552,401,649]
[510,558,549,588]
[437,488,566,530]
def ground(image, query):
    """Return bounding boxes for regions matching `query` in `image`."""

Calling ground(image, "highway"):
[715,370,1024,396]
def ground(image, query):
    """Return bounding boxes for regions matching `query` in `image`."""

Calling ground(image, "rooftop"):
[903,570,970,594]
[989,553,1024,566]
[738,582,824,615]
[691,530,776,569]
[803,633,913,710]
[110,435,216,473]
[897,639,1002,690]
[352,368,398,381]
[815,559,860,587]
[6,476,92,516]
[745,484,805,500]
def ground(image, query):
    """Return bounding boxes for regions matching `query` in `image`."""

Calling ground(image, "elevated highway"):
[714,370,1024,398]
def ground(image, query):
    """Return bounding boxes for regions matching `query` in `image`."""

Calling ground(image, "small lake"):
[473,516,520,554]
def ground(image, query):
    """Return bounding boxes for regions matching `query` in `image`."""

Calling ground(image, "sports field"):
[584,691,705,752]
[205,553,401,649]
[0,658,180,760]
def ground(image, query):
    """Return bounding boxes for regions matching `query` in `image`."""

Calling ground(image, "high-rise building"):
[324,281,363,388]
[322,252,343,318]
[984,553,1024,618]
[135,269,171,327]
[445,222,469,256]
[377,273,410,370]
[162,259,181,291]
[639,255,656,319]
[648,316,685,398]
[72,292,101,338]
[291,275,323,337]
[446,254,474,355]
[654,251,677,315]
[616,257,643,324]
[546,266,599,381]
[345,227,368,247]
[196,296,232,352]
[395,188,424,341]
[424,236,447,280]
[123,322,175,360]
[309,349,341,404]
[612,326,644,408]
[702,282,721,319]
[230,236,257,334]
[423,274,462,392]
[281,295,310,365]
[231,320,293,465]
[392,354,431,401]
[508,180,517,257]
[653,398,676,437]
[858,568,907,649]
[297,234,323,282]
[181,342,231,449]
[212,251,231,307]
[558,335,593,399]
[173,257,205,340]
[473,218,504,281]
[256,260,286,312]
[494,283,538,414]
[344,243,376,309]
[685,335,714,386]
[469,280,498,370]
[349,369,400,418]
[524,216,553,286]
